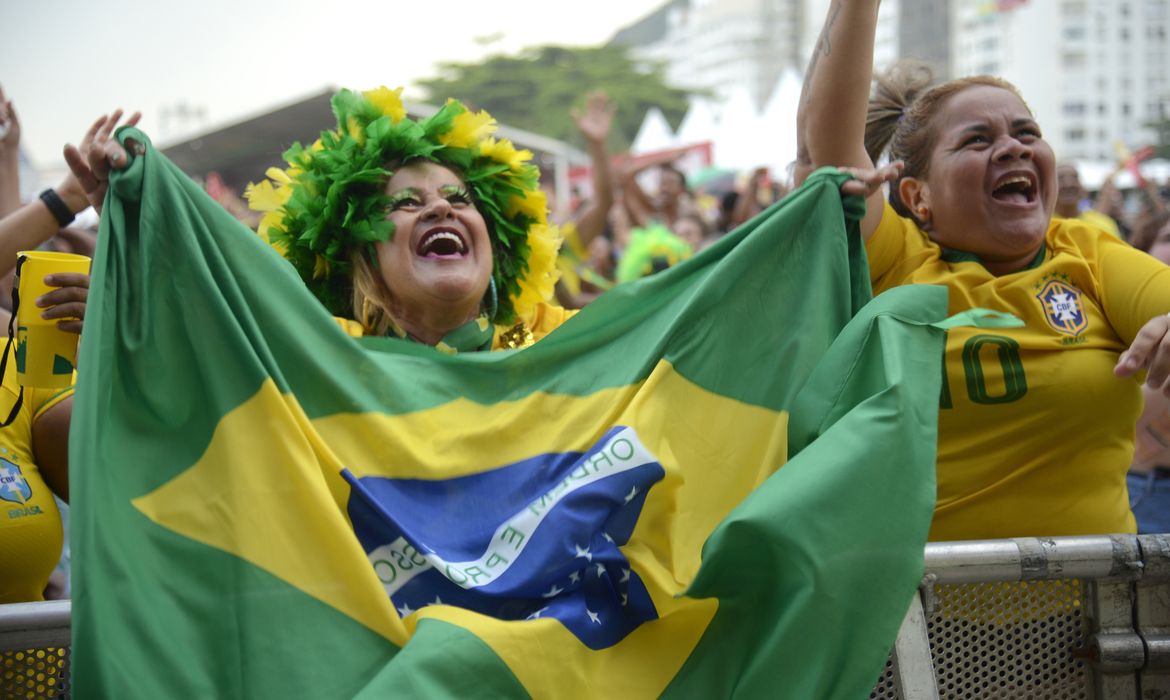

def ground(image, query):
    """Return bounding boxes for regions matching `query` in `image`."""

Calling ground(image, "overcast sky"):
[3,0,666,169]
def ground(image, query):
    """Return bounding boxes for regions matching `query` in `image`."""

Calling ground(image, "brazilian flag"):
[71,128,947,698]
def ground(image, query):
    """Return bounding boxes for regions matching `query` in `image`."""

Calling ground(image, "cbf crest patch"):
[1035,274,1088,336]
[0,458,31,505]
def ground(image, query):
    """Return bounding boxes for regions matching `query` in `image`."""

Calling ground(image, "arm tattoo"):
[799,0,844,106]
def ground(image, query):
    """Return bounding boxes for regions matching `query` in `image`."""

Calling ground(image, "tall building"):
[613,0,951,112]
[614,0,805,110]
[801,0,951,78]
[953,0,1170,161]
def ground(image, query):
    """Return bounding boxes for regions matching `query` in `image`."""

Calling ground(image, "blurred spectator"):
[1127,209,1170,533]
[615,224,692,283]
[1055,164,1121,237]
[672,213,707,250]
[730,167,786,230]
[554,91,616,309]
[716,190,740,234]
[621,154,694,230]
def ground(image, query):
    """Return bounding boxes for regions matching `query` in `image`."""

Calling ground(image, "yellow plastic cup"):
[14,251,91,388]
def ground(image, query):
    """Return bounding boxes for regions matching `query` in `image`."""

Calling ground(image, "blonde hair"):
[351,249,395,336]
[866,60,1030,221]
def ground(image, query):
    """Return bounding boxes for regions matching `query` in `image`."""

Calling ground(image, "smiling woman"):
[243,87,569,352]
[797,1,1170,541]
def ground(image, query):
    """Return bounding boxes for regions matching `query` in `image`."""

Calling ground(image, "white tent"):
[630,107,679,154]
[675,97,721,148]
[758,68,804,183]
[709,86,759,172]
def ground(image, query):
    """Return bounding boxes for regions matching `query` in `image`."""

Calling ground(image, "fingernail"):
[35,295,46,307]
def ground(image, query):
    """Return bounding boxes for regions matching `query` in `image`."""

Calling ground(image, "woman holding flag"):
[798,0,1170,540]
[59,70,945,697]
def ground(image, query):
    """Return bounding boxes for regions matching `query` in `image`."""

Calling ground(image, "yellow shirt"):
[0,346,73,603]
[869,203,1170,540]
[334,303,577,351]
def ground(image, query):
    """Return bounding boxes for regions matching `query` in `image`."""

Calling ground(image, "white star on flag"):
[574,543,593,561]
[526,607,549,620]
[623,486,638,504]
[620,568,630,583]
[602,532,614,543]
[429,596,443,607]
[542,584,564,598]
[569,571,581,584]
[595,563,606,578]
[587,609,602,625]
[621,593,628,607]
[396,603,414,618]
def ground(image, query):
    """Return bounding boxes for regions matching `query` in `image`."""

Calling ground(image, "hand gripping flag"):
[71,127,948,698]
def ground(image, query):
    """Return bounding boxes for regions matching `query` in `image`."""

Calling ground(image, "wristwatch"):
[39,188,76,228]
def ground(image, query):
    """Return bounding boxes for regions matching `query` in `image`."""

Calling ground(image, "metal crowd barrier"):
[3,535,1168,699]
[0,599,71,698]
[874,534,1170,699]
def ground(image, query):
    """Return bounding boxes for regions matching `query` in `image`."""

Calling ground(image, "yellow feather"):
[439,109,497,150]
[347,117,366,146]
[244,180,289,213]
[363,86,407,123]
[313,254,331,279]
[479,138,532,171]
[505,189,548,222]
[511,223,563,319]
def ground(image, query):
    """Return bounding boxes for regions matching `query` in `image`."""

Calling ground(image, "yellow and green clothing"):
[869,202,1170,541]
[0,346,73,603]
[334,303,577,352]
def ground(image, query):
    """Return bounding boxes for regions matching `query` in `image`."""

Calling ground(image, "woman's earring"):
[485,276,499,321]
[916,207,931,229]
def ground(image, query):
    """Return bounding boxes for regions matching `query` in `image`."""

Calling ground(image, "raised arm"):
[571,92,616,247]
[796,0,887,237]
[0,86,21,218]
[0,178,89,278]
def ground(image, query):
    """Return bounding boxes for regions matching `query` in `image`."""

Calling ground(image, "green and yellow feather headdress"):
[245,87,561,325]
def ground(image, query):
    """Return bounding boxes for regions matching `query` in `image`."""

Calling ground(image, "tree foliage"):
[417,45,694,153]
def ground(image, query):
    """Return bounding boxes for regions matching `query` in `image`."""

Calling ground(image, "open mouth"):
[416,228,468,258]
[991,174,1037,205]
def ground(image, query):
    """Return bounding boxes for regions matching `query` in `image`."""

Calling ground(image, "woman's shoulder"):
[1046,215,1134,259]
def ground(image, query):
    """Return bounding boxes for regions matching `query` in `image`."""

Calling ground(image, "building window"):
[1067,128,1086,142]
[1064,26,1086,40]
[1064,101,1087,115]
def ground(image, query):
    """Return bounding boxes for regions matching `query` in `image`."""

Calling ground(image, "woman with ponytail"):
[797,0,1170,540]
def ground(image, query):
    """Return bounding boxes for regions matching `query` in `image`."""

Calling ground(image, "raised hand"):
[0,85,20,156]
[1116,314,1170,396]
[838,161,904,198]
[62,109,142,215]
[572,91,616,145]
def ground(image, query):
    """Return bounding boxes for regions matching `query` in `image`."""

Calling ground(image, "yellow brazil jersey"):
[0,344,73,603]
[869,202,1170,541]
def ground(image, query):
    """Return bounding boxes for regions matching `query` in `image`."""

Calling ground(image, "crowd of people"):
[1,4,1170,678]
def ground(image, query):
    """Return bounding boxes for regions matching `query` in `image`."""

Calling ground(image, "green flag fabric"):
[71,127,947,698]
